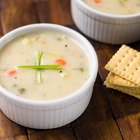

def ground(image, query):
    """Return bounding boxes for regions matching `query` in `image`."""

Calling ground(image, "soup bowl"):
[71,0,140,44]
[0,24,98,129]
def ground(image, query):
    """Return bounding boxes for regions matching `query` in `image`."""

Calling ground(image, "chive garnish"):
[36,51,43,83]
[37,51,43,65]
[36,70,42,83]
[18,65,62,70]
[18,51,62,84]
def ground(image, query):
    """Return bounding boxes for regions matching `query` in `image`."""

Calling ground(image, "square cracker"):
[104,81,140,99]
[105,72,139,87]
[105,44,140,86]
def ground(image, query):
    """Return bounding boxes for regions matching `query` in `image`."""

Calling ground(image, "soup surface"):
[0,31,89,100]
[84,0,140,15]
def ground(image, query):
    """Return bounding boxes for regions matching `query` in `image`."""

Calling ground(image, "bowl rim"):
[77,0,140,19]
[0,23,98,106]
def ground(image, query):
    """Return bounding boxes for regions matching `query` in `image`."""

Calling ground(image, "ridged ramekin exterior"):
[0,86,93,129]
[71,0,140,44]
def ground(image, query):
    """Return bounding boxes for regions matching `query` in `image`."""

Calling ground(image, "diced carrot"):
[94,0,101,3]
[55,59,66,66]
[5,69,17,76]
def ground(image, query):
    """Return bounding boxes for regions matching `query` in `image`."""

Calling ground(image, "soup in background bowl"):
[84,0,140,15]
[0,24,98,129]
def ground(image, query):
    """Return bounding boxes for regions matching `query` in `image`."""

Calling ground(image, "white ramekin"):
[0,24,98,129]
[71,0,140,44]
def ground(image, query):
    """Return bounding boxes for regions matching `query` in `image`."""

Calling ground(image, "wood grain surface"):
[0,0,140,140]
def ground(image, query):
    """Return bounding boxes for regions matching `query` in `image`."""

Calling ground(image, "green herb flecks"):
[13,84,17,87]
[79,68,84,72]
[57,37,62,41]
[18,88,26,94]
[73,67,84,72]
[119,0,127,6]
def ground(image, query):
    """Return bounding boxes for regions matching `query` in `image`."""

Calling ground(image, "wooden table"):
[0,0,140,140]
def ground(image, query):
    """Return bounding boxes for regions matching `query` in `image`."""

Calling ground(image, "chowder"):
[0,31,89,100]
[84,0,140,15]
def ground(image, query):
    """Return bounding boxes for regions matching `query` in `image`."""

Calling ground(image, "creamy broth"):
[84,0,140,15]
[0,31,89,100]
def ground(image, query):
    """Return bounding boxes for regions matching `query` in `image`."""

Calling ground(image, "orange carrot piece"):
[94,0,101,3]
[6,69,17,76]
[55,59,66,66]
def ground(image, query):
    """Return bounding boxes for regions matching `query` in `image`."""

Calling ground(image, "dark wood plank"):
[71,75,123,139]
[0,11,4,37]
[0,112,26,139]
[36,0,73,25]
[28,128,76,140]
[27,124,70,135]
[0,0,39,34]
[117,113,140,140]
[0,135,28,140]
[0,0,34,7]
[103,87,140,118]
[74,119,123,140]
[96,44,117,81]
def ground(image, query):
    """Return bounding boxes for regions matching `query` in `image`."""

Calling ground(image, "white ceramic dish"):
[71,0,140,44]
[0,24,98,129]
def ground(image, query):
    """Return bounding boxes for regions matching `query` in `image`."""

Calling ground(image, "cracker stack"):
[104,44,140,99]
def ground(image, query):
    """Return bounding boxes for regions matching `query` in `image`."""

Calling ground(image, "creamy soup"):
[0,31,89,100]
[84,0,140,15]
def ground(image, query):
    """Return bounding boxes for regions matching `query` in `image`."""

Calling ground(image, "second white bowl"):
[71,0,140,44]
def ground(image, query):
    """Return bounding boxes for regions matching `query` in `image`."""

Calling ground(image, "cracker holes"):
[134,54,138,58]
[131,72,134,75]
[123,68,126,71]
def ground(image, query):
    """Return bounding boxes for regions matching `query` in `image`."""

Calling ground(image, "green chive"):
[18,51,62,84]
[36,51,43,83]
[37,51,43,65]
[36,70,42,83]
[18,65,62,70]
